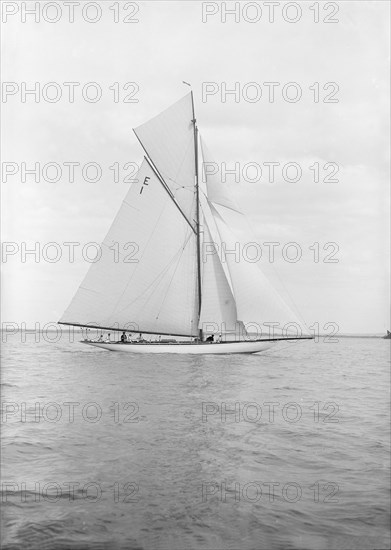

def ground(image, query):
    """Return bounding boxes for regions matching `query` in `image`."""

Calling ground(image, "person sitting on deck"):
[137,333,144,342]
[205,334,214,342]
[121,331,127,342]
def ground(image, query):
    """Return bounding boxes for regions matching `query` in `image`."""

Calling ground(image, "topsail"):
[134,94,197,227]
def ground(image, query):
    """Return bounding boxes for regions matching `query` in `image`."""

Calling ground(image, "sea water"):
[1,334,390,550]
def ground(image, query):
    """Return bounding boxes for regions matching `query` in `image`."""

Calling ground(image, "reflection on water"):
[1,334,390,549]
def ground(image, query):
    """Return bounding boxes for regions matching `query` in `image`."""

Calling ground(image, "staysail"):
[59,159,198,336]
[212,205,309,336]
[199,138,310,338]
[199,221,238,333]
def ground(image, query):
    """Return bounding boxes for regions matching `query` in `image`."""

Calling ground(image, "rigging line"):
[107,176,182,318]
[112,250,181,316]
[172,132,194,187]
[144,154,196,234]
[110,229,194,318]
[154,145,195,193]
[162,176,195,195]
[99,197,193,267]
[200,186,243,217]
[167,178,197,221]
[154,229,195,320]
[214,191,308,330]
[204,201,236,297]
[227,192,307,324]
[151,133,194,194]
[108,226,191,320]
[192,94,203,337]
[133,129,196,233]
[132,228,194,315]
[243,211,309,330]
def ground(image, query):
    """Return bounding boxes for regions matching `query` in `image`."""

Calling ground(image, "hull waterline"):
[82,340,276,355]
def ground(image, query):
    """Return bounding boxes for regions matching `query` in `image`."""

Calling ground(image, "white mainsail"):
[60,159,198,336]
[134,93,196,226]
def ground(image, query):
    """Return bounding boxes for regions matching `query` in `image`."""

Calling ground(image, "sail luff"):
[191,91,203,339]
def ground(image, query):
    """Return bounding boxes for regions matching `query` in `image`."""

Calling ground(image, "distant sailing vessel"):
[59,92,312,354]
[383,330,391,339]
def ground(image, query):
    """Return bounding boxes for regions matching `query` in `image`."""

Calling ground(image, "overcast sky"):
[2,0,390,334]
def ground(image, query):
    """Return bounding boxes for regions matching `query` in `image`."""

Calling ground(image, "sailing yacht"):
[59,92,312,354]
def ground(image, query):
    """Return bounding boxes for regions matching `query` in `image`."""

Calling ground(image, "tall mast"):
[191,91,203,341]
